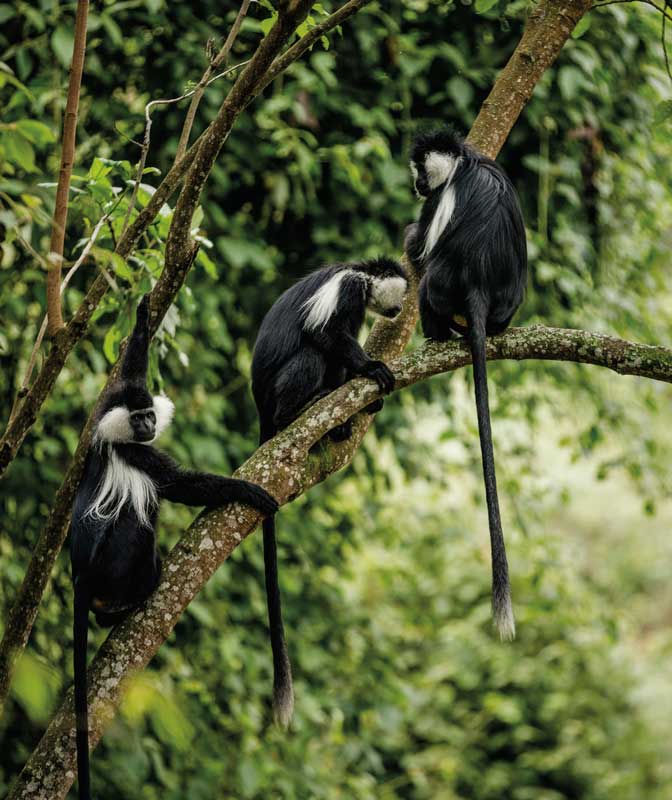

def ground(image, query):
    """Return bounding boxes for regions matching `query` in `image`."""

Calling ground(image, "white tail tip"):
[494,595,516,642]
[273,684,295,730]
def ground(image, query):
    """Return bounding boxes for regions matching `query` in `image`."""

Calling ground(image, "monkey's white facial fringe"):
[369,276,407,316]
[96,407,134,443]
[493,593,516,642]
[152,395,174,440]
[302,270,354,331]
[425,152,459,190]
[422,155,462,259]
[86,448,157,527]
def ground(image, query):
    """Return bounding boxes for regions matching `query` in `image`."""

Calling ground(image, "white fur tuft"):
[422,156,462,259]
[273,683,295,730]
[302,270,354,332]
[152,395,174,440]
[86,447,157,527]
[494,594,516,642]
[96,407,133,443]
[425,152,458,190]
[369,276,407,315]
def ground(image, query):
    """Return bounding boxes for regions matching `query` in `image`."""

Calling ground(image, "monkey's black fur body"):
[408,128,527,640]
[70,296,278,800]
[251,258,407,726]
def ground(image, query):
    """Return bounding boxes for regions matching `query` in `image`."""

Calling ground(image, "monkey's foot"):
[364,399,384,414]
[328,420,353,442]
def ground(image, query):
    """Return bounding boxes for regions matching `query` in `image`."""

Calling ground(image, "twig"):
[45,0,89,336]
[592,0,672,21]
[7,199,123,428]
[118,60,251,242]
[175,0,252,162]
[662,0,672,82]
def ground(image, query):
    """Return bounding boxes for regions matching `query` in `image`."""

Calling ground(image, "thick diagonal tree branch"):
[0,0,384,714]
[8,325,670,800]
[7,0,594,795]
[0,0,368,479]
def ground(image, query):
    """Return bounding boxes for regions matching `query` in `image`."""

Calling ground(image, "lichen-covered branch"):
[8,323,671,800]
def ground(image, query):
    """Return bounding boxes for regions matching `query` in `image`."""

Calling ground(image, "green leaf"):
[448,76,474,110]
[0,4,16,24]
[475,0,499,13]
[558,65,584,100]
[15,119,56,145]
[260,11,277,36]
[51,26,74,68]
[103,325,122,363]
[0,131,36,172]
[571,17,591,38]
[12,652,60,724]
[653,100,672,127]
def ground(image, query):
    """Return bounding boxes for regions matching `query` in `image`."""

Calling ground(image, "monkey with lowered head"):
[251,256,408,726]
[407,128,527,641]
[70,295,278,800]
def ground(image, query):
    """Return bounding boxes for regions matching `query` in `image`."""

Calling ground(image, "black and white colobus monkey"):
[70,295,278,800]
[407,128,527,641]
[251,257,408,726]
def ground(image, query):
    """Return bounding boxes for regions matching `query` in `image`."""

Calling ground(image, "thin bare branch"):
[175,0,252,162]
[119,60,251,241]
[45,0,89,336]
[8,200,123,428]
[592,0,672,22]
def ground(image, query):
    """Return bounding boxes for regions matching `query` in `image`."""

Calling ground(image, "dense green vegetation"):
[1,0,672,797]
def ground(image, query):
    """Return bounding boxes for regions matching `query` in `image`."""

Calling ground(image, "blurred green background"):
[1,0,672,797]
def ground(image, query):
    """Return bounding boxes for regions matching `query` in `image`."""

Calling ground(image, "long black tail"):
[259,423,294,728]
[73,581,92,800]
[467,302,515,641]
[262,515,294,727]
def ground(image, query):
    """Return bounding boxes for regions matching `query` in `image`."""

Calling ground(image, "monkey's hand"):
[361,360,395,394]
[235,481,279,516]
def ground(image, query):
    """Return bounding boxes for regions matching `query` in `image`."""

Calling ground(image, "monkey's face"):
[410,128,465,198]
[411,151,461,198]
[96,387,174,445]
[368,274,408,319]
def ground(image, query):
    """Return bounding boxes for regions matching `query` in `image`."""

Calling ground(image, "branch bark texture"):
[45,0,89,336]
[467,0,591,155]
[7,0,594,794]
